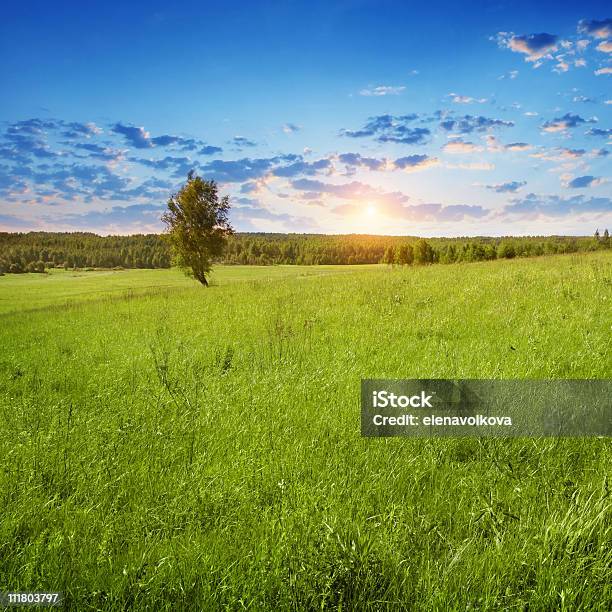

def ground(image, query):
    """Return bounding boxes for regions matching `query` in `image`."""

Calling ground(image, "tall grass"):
[0,253,610,610]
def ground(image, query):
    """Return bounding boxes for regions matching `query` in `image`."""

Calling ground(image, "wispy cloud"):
[341,114,430,145]
[62,122,102,138]
[443,140,483,154]
[271,158,333,178]
[448,93,488,104]
[290,179,489,222]
[586,127,612,137]
[486,180,527,193]
[111,122,215,152]
[282,123,301,134]
[337,153,387,171]
[530,147,586,161]
[393,155,439,171]
[504,193,612,217]
[333,201,488,223]
[359,85,406,96]
[132,155,194,177]
[72,142,124,162]
[200,145,223,155]
[232,199,319,231]
[231,136,257,148]
[578,18,612,39]
[572,94,596,103]
[541,113,596,132]
[485,136,533,153]
[440,115,514,134]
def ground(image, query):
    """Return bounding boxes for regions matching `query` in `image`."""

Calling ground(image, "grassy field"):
[0,253,611,610]
[0,265,381,316]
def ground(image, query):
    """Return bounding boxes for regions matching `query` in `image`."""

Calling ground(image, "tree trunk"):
[194,270,209,286]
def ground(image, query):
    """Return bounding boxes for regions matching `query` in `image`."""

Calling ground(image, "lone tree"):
[162,172,233,286]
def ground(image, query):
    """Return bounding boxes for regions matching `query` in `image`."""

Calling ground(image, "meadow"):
[0,252,611,610]
[0,265,380,316]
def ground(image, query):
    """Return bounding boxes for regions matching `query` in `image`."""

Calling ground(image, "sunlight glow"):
[365,203,377,217]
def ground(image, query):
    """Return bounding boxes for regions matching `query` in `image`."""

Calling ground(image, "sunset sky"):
[1,0,610,235]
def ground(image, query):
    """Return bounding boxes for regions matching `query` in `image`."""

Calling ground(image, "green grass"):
[0,264,381,315]
[0,253,611,610]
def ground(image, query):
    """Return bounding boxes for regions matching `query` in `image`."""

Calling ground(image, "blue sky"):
[0,0,610,235]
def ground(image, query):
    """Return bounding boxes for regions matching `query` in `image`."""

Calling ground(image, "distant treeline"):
[0,233,171,273]
[0,230,610,273]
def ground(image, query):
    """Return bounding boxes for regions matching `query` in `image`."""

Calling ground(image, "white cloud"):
[486,135,532,153]
[596,41,612,53]
[282,123,301,134]
[445,161,495,170]
[448,93,488,104]
[442,140,483,153]
[498,69,519,80]
[359,85,406,96]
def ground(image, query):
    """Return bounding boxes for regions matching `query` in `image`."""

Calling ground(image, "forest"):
[0,230,609,273]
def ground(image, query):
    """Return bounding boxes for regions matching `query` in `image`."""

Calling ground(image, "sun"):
[365,203,377,217]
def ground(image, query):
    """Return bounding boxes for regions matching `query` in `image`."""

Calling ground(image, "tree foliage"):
[161,173,234,286]
[396,243,414,265]
[1,230,610,275]
[0,232,171,273]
